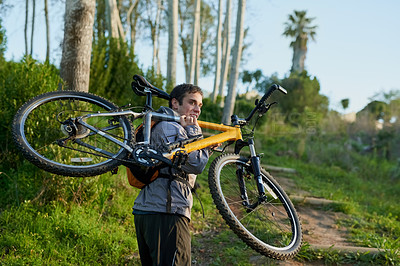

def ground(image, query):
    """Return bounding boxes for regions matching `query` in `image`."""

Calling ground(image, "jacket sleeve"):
[152,122,209,175]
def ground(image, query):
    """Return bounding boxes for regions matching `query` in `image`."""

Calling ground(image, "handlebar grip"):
[259,84,287,104]
[245,84,287,122]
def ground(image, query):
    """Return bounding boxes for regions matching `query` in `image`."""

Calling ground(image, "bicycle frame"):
[78,110,243,159]
[76,82,286,198]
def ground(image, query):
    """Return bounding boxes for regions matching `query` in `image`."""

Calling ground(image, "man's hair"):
[169,83,203,108]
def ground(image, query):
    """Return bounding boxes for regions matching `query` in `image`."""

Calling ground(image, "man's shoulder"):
[152,120,183,137]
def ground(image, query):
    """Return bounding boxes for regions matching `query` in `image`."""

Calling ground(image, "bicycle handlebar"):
[244,84,287,122]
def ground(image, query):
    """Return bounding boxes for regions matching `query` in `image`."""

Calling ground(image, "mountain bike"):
[12,75,302,260]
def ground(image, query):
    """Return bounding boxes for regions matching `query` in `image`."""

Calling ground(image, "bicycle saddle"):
[131,75,170,100]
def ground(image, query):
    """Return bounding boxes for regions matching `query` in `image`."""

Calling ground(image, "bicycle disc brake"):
[60,118,90,139]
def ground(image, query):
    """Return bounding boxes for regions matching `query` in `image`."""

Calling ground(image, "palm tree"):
[283,10,317,73]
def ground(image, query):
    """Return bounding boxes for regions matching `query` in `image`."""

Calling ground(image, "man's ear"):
[171,98,179,111]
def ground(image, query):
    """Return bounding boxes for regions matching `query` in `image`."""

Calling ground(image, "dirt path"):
[276,176,353,248]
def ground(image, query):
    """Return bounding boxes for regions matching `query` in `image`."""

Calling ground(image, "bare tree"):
[167,0,178,85]
[60,0,96,92]
[219,0,231,106]
[106,0,125,39]
[211,0,223,102]
[24,0,29,55]
[44,0,49,62]
[187,0,200,83]
[30,0,36,56]
[194,22,201,85]
[127,0,140,53]
[222,0,246,124]
[144,0,163,74]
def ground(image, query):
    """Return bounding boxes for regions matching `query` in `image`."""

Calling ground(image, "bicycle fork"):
[236,138,267,211]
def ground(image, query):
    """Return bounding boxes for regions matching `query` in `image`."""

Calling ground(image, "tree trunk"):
[291,40,307,72]
[44,0,50,62]
[127,0,139,53]
[187,0,200,83]
[167,0,178,86]
[60,0,96,92]
[222,0,246,124]
[30,0,36,56]
[150,0,162,73]
[178,6,189,79]
[211,0,223,102]
[219,0,231,107]
[194,21,201,85]
[106,0,125,39]
[155,0,162,75]
[24,0,29,55]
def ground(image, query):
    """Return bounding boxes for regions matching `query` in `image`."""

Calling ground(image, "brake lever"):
[258,101,277,115]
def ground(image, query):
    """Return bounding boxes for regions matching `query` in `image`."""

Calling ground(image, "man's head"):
[169,84,203,119]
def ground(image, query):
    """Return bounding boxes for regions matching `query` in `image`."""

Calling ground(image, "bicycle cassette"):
[132,145,163,167]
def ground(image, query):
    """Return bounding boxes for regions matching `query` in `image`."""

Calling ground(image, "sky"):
[2,0,400,114]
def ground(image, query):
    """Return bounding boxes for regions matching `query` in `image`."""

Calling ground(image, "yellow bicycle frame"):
[170,120,242,156]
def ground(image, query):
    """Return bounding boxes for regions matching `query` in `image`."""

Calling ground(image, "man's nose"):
[194,105,201,112]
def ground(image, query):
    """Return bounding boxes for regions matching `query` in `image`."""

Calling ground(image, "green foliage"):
[200,97,223,123]
[90,37,171,110]
[278,71,329,120]
[0,58,62,170]
[341,98,349,110]
[89,37,143,107]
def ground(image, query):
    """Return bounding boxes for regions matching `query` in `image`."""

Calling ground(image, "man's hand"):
[180,115,199,127]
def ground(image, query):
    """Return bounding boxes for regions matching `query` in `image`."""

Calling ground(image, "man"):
[132,83,210,265]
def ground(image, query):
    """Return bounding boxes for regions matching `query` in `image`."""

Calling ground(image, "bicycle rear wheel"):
[12,91,132,177]
[208,153,302,260]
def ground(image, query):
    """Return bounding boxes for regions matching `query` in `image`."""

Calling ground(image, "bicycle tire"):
[12,90,133,177]
[208,153,302,260]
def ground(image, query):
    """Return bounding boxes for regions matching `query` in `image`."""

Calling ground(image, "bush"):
[0,58,63,208]
[0,58,62,169]
[89,37,171,111]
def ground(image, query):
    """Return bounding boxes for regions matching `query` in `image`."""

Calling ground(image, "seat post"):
[145,92,152,108]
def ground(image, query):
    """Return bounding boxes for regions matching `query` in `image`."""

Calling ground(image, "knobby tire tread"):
[208,153,302,260]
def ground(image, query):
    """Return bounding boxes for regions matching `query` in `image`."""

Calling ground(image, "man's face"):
[172,92,203,119]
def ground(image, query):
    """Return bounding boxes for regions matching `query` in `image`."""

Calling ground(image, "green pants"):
[134,213,191,266]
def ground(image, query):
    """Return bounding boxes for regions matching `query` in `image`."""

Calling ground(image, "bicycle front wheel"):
[208,153,302,260]
[12,91,132,177]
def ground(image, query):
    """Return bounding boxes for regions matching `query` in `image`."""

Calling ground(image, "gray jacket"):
[132,107,210,220]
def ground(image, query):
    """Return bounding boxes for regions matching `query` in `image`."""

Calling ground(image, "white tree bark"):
[187,0,200,83]
[167,0,178,85]
[25,0,29,55]
[30,0,36,56]
[106,0,125,39]
[219,0,231,107]
[127,0,139,47]
[211,0,223,102]
[151,0,163,74]
[194,21,201,85]
[60,0,96,92]
[222,0,246,124]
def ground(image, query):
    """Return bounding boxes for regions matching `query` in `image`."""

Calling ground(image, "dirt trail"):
[275,176,353,248]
